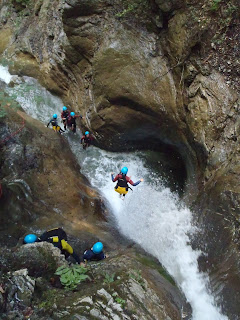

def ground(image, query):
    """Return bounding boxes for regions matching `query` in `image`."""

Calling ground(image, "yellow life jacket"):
[114,186,128,195]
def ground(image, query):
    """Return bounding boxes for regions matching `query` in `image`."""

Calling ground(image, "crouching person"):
[23,228,80,264]
[82,242,106,264]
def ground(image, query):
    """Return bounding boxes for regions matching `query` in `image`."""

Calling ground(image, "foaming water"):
[0,65,12,84]
[1,67,228,320]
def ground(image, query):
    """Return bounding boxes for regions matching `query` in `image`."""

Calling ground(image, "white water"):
[1,67,227,320]
[0,65,12,84]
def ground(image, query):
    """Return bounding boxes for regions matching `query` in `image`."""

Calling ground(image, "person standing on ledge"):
[111,167,143,198]
[47,114,65,133]
[61,106,70,130]
[67,112,83,133]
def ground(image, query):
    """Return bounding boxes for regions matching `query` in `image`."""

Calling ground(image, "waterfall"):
[0,66,228,320]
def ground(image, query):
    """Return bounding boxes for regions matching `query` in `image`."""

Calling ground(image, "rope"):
[0,111,25,146]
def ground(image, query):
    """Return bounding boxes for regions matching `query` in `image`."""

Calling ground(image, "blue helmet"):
[85,131,89,135]
[63,106,67,111]
[70,112,75,117]
[92,242,103,254]
[24,234,38,244]
[121,167,128,175]
[53,114,57,119]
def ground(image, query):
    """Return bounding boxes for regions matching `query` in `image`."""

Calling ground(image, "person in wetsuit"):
[23,228,80,264]
[81,131,94,149]
[47,114,65,133]
[81,242,106,263]
[111,167,143,198]
[61,106,70,130]
[67,112,83,133]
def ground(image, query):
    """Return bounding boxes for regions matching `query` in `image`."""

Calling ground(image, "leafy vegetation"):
[55,265,90,290]
[129,269,146,289]
[115,297,126,308]
[112,292,126,308]
[103,272,115,286]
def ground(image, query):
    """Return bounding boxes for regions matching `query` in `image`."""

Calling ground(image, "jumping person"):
[23,228,80,264]
[47,114,65,133]
[61,106,70,130]
[81,131,94,149]
[81,242,106,263]
[67,112,83,133]
[111,167,143,198]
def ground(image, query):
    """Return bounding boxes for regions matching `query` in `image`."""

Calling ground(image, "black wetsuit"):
[47,118,58,127]
[82,249,106,262]
[61,111,70,130]
[67,115,82,133]
[39,228,80,263]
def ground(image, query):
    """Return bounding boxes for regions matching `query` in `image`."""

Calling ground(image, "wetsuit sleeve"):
[98,252,106,260]
[81,136,84,143]
[82,249,94,261]
[127,177,141,186]
[47,119,51,127]
[112,174,118,182]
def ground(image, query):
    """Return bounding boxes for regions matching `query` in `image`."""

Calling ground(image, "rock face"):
[0,242,189,320]
[0,0,240,317]
[0,105,108,246]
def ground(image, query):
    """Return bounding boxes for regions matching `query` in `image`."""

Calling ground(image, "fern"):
[55,265,90,290]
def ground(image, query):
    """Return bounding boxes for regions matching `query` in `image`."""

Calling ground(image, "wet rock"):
[1,268,35,318]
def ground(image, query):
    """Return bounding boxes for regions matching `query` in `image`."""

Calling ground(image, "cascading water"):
[0,66,228,320]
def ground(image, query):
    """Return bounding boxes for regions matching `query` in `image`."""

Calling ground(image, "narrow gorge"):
[0,0,240,319]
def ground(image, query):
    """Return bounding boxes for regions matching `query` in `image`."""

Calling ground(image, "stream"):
[0,66,228,320]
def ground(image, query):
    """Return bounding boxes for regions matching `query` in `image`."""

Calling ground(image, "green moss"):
[136,254,176,286]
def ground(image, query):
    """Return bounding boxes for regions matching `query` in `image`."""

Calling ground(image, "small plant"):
[129,270,145,289]
[210,0,222,11]
[115,297,126,308]
[103,272,115,286]
[55,265,90,290]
